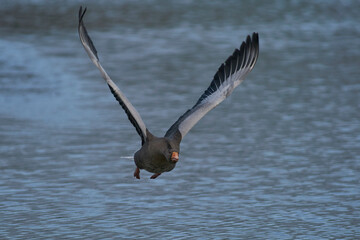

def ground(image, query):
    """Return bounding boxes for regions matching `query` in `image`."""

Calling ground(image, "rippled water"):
[1,0,359,239]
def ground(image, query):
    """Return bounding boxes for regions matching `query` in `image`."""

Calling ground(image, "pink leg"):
[134,167,140,179]
[150,173,161,179]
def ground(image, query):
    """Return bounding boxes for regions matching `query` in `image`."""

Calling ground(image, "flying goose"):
[78,7,259,179]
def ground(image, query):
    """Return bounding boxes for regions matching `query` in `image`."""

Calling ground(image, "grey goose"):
[78,7,259,179]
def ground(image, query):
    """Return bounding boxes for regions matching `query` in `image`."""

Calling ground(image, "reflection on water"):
[1,0,359,239]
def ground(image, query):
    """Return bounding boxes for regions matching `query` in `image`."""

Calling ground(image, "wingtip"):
[252,32,259,45]
[246,35,251,45]
[78,6,87,23]
[249,32,259,68]
[235,32,260,70]
[253,32,259,52]
[78,6,99,61]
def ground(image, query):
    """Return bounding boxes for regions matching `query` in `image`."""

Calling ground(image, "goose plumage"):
[78,7,259,179]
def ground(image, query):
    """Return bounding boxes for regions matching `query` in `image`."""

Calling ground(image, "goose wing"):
[165,33,259,140]
[78,7,147,145]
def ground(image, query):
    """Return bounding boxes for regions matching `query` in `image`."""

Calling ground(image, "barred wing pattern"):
[165,33,259,139]
[78,7,147,145]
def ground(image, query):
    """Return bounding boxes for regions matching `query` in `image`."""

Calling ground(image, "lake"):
[0,0,359,239]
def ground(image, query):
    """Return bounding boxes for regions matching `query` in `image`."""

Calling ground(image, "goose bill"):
[171,152,179,162]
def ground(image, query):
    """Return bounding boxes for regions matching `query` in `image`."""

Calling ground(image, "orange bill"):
[171,152,179,162]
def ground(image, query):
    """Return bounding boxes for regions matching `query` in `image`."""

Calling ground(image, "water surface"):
[1,1,359,239]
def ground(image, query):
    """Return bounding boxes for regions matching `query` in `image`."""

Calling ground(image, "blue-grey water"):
[1,0,359,239]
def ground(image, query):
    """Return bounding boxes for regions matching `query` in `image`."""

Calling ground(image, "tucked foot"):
[150,173,161,179]
[134,167,140,179]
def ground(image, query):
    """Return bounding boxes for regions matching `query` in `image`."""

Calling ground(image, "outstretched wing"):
[78,7,147,145]
[165,33,259,140]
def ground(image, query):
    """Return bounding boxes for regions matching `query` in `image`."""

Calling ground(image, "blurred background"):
[1,0,359,239]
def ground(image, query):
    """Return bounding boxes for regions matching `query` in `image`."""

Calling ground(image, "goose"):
[78,7,259,179]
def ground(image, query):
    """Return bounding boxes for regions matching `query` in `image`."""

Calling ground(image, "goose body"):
[78,7,259,179]
[133,130,180,178]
